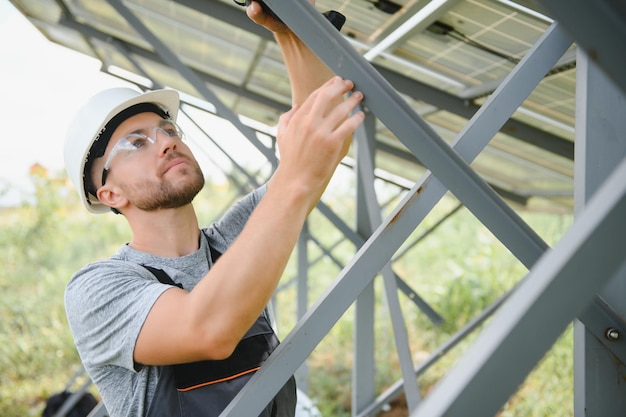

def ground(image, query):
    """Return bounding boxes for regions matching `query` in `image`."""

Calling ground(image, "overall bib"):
[142,248,296,417]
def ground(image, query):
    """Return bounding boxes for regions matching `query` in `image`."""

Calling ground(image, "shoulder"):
[66,259,155,296]
[64,259,167,327]
[64,260,171,370]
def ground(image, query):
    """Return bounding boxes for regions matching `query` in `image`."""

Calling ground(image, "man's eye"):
[162,126,178,137]
[130,136,148,148]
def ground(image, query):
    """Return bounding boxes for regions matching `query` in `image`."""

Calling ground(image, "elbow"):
[193,330,241,361]
[206,341,237,361]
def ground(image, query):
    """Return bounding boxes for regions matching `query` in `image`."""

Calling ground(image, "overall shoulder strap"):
[142,265,182,288]
[202,229,223,264]
[142,238,223,290]
[209,245,222,264]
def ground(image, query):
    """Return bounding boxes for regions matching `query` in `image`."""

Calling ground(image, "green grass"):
[1,169,574,416]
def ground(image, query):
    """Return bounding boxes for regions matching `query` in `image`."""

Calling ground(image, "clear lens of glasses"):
[103,121,184,171]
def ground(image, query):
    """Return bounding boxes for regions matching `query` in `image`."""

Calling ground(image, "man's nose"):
[154,128,178,155]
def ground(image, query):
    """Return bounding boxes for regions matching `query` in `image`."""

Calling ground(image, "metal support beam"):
[56,3,574,161]
[106,0,279,166]
[357,278,518,417]
[221,177,438,416]
[181,107,267,187]
[537,0,626,95]
[263,0,555,269]
[219,14,578,417]
[364,0,462,61]
[353,111,378,416]
[367,0,460,44]
[573,50,626,416]
[296,222,310,394]
[40,2,626,416]
[355,110,422,411]
[315,199,443,325]
[410,154,626,417]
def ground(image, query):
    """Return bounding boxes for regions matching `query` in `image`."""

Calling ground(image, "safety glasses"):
[101,120,184,186]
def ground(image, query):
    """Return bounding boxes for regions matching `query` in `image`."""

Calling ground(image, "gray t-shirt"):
[65,186,266,417]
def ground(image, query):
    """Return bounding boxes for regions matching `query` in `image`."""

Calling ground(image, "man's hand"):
[246,0,334,106]
[272,76,365,209]
[134,78,363,366]
[246,0,292,33]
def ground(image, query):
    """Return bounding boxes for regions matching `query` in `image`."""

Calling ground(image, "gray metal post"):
[355,110,422,411]
[573,50,626,417]
[219,9,576,417]
[296,221,311,394]
[536,0,626,96]
[357,108,421,410]
[265,0,563,270]
[353,110,377,416]
[409,155,626,417]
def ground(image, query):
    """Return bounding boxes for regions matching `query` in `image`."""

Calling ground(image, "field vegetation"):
[1,165,573,416]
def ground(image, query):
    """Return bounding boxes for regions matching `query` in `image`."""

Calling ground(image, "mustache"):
[164,150,189,162]
[161,150,196,169]
[160,150,203,177]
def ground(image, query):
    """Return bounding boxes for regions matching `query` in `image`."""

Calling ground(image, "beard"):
[122,158,205,211]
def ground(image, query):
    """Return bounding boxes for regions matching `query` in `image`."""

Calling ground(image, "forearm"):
[135,181,312,364]
[274,30,334,106]
[188,176,312,351]
[135,75,364,366]
[187,76,364,357]
[246,0,334,105]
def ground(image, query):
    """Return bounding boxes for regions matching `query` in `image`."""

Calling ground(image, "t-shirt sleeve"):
[64,260,170,372]
[205,184,267,253]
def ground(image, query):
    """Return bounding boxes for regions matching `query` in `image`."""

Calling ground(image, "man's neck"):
[126,204,201,258]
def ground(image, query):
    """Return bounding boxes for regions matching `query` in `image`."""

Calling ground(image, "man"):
[63,2,364,417]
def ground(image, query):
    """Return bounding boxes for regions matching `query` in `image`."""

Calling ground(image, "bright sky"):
[0,0,136,205]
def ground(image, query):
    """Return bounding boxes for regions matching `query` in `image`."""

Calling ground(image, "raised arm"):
[134,70,364,368]
[246,0,335,105]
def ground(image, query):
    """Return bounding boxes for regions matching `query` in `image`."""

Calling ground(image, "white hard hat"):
[64,88,180,214]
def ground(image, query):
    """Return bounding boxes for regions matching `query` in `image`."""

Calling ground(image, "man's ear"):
[97,184,128,212]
